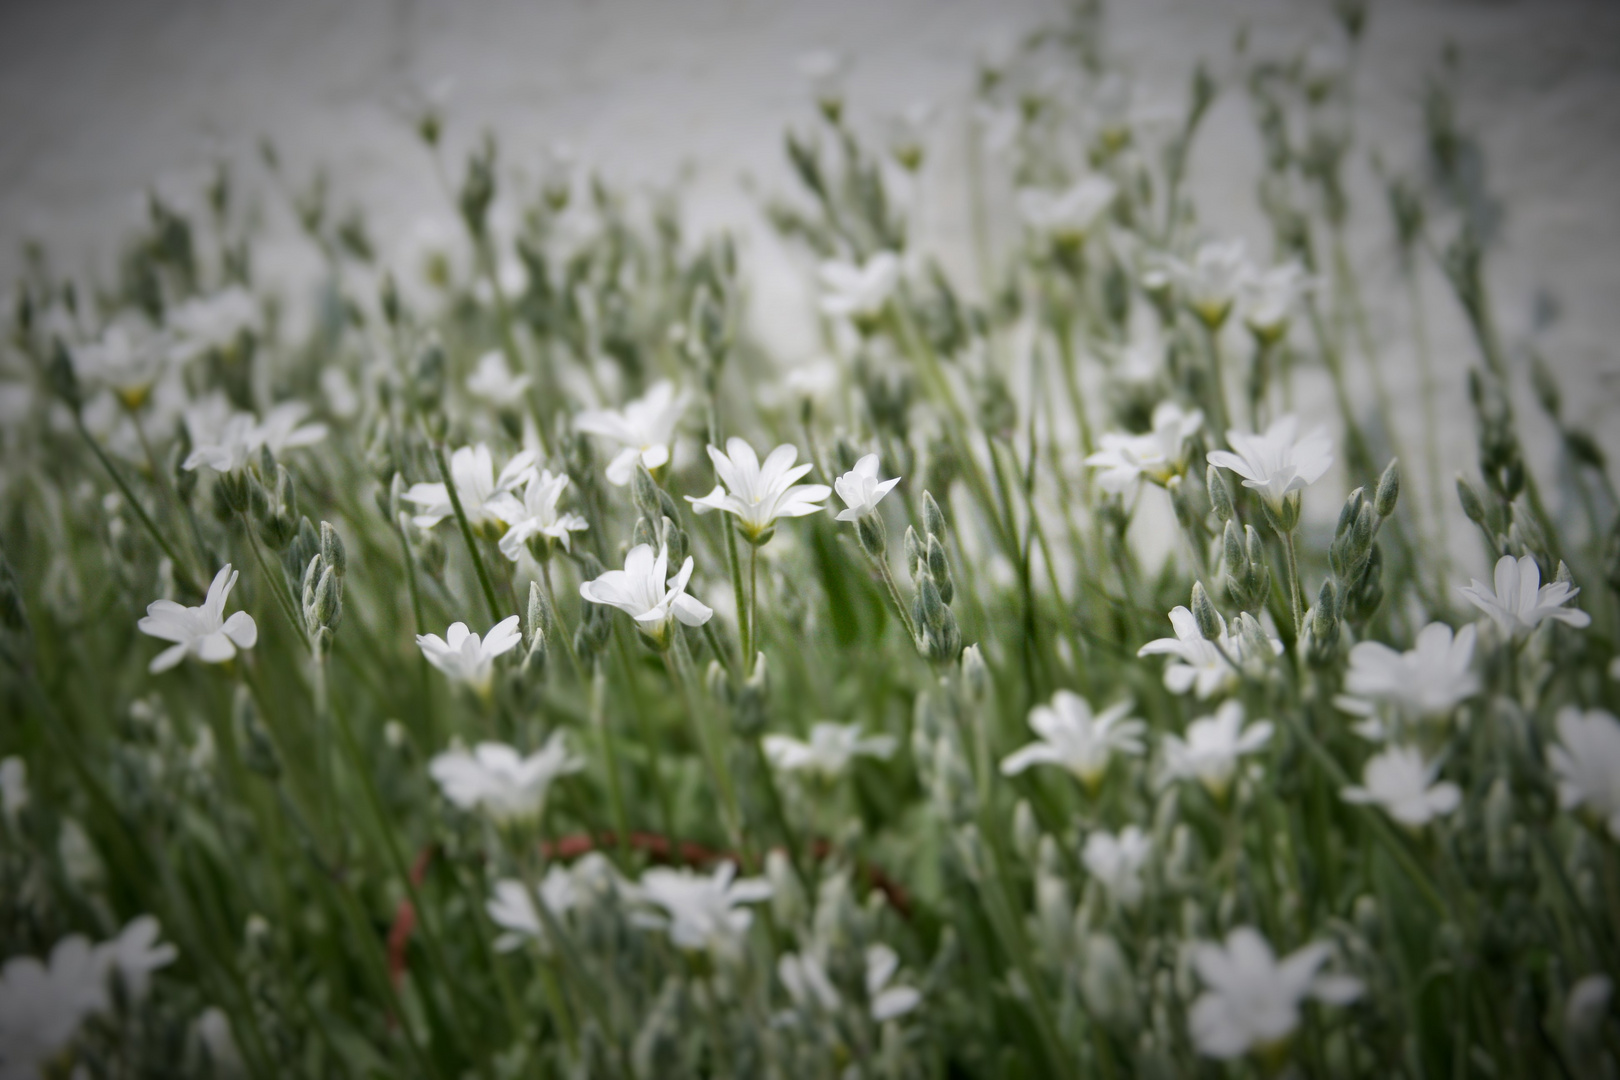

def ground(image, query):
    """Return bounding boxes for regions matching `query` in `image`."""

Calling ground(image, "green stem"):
[239,511,306,645]
[73,413,199,594]
[1281,526,1305,642]
[432,441,503,623]
[589,666,633,865]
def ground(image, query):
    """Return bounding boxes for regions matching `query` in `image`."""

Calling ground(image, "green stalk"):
[588,666,633,864]
[1281,526,1306,641]
[73,413,200,594]
[431,441,504,623]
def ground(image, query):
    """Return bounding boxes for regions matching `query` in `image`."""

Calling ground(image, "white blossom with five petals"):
[1548,707,1620,840]
[1334,622,1479,733]
[834,454,901,521]
[415,616,524,693]
[404,444,535,530]
[579,543,713,645]
[763,722,897,781]
[687,438,831,541]
[488,468,588,559]
[573,380,688,486]
[629,862,772,956]
[428,732,585,824]
[1161,701,1274,800]
[1206,414,1334,513]
[1341,746,1460,828]
[1459,554,1590,637]
[1188,926,1362,1060]
[999,691,1145,790]
[137,564,258,673]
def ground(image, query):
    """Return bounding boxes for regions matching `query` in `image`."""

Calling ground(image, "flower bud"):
[1307,578,1339,668]
[1374,458,1400,518]
[1191,581,1221,641]
[1206,464,1234,524]
[319,521,347,578]
[855,511,886,558]
[1456,475,1486,525]
[216,469,254,514]
[1012,799,1039,862]
[631,464,662,520]
[925,534,954,605]
[47,339,81,411]
[922,490,947,542]
[903,525,924,581]
[961,643,989,701]
[766,849,805,927]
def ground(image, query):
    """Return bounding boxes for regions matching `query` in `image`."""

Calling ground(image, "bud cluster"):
[297,521,346,656]
[1328,459,1399,628]
[906,491,961,663]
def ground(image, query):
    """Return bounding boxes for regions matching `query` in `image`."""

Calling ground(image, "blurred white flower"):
[488,468,588,559]
[428,731,584,824]
[182,401,327,473]
[1161,701,1273,800]
[1085,401,1203,493]
[466,349,531,406]
[1242,261,1312,340]
[1189,926,1361,1060]
[1206,414,1334,514]
[797,49,850,115]
[1000,691,1144,791]
[865,943,922,1022]
[778,950,841,1011]
[1137,606,1280,699]
[486,867,579,953]
[72,316,171,408]
[834,454,901,521]
[886,100,936,170]
[1341,746,1460,827]
[415,616,524,693]
[1017,176,1117,244]
[574,380,688,486]
[818,253,900,324]
[688,438,830,541]
[0,934,108,1077]
[783,356,842,403]
[1548,706,1620,840]
[138,564,258,673]
[167,287,258,360]
[0,757,26,825]
[763,721,896,780]
[404,443,535,529]
[1459,554,1590,637]
[95,915,178,1000]
[1172,239,1254,327]
[630,862,771,955]
[1335,622,1478,730]
[1082,826,1151,907]
[579,543,712,646]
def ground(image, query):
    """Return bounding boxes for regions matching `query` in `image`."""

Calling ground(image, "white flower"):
[0,757,26,824]
[834,454,901,521]
[687,438,831,541]
[1189,926,1362,1060]
[253,402,329,456]
[403,444,535,530]
[1017,176,1118,244]
[1548,707,1620,840]
[1082,826,1151,907]
[818,253,900,324]
[428,731,585,824]
[1173,239,1254,326]
[137,564,258,673]
[865,944,922,1022]
[1162,701,1274,800]
[1085,401,1204,493]
[763,722,897,781]
[1206,414,1334,513]
[999,691,1145,790]
[1242,261,1312,339]
[415,616,524,693]
[1459,554,1590,637]
[167,287,259,359]
[95,915,178,1001]
[485,858,608,953]
[72,317,171,406]
[573,380,688,486]
[182,401,327,473]
[579,543,713,646]
[798,49,850,112]
[1565,974,1614,1045]
[1334,622,1478,730]
[0,935,107,1078]
[630,862,771,955]
[778,951,841,1011]
[488,469,589,559]
[1137,606,1281,699]
[466,349,531,406]
[1341,746,1460,828]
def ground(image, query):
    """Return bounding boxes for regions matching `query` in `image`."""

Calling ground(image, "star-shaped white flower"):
[403,444,535,530]
[1161,701,1274,801]
[1137,606,1281,699]
[1335,622,1478,731]
[1017,176,1118,244]
[687,438,831,541]
[579,543,713,646]
[629,862,772,956]
[428,731,585,824]
[834,453,901,521]
[487,468,589,560]
[1206,414,1334,513]
[1459,554,1590,637]
[486,854,617,953]
[1189,927,1362,1060]
[573,380,688,486]
[0,934,110,1077]
[818,252,900,323]
[1085,401,1204,493]
[73,317,172,406]
[415,616,524,693]
[1548,707,1620,840]
[1172,238,1254,326]
[137,565,258,673]
[94,915,178,1001]
[167,287,259,360]
[1341,746,1460,828]
[999,691,1145,790]
[1242,261,1313,339]
[1082,826,1151,907]
[466,349,531,406]
[182,401,328,473]
[763,722,897,781]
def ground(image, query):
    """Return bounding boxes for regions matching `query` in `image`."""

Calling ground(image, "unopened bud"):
[1206,464,1234,524]
[319,521,346,577]
[922,490,947,542]
[1374,459,1400,518]
[1456,475,1486,525]
[961,643,989,701]
[904,525,924,581]
[1191,581,1221,641]
[855,511,886,557]
[631,464,662,519]
[926,534,954,605]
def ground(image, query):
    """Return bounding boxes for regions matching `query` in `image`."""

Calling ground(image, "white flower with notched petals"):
[1161,701,1273,800]
[1206,414,1334,513]
[0,934,110,1077]
[687,438,831,541]
[429,731,584,824]
[466,349,531,406]
[1085,402,1204,493]
[1335,622,1478,732]
[630,862,771,955]
[487,469,588,559]
[573,380,688,487]
[1082,826,1152,907]
[403,444,535,530]
[834,454,901,521]
[579,543,713,646]
[1017,176,1118,245]
[415,616,523,693]
[182,401,327,473]
[486,856,615,953]
[1172,239,1254,327]
[1341,746,1460,828]
[1137,606,1281,699]
[1189,926,1362,1060]
[763,722,896,781]
[865,944,922,1022]
[167,287,259,360]
[1548,707,1620,840]
[137,565,258,673]
[818,253,900,324]
[1459,554,1590,637]
[1242,261,1313,340]
[1000,691,1144,791]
